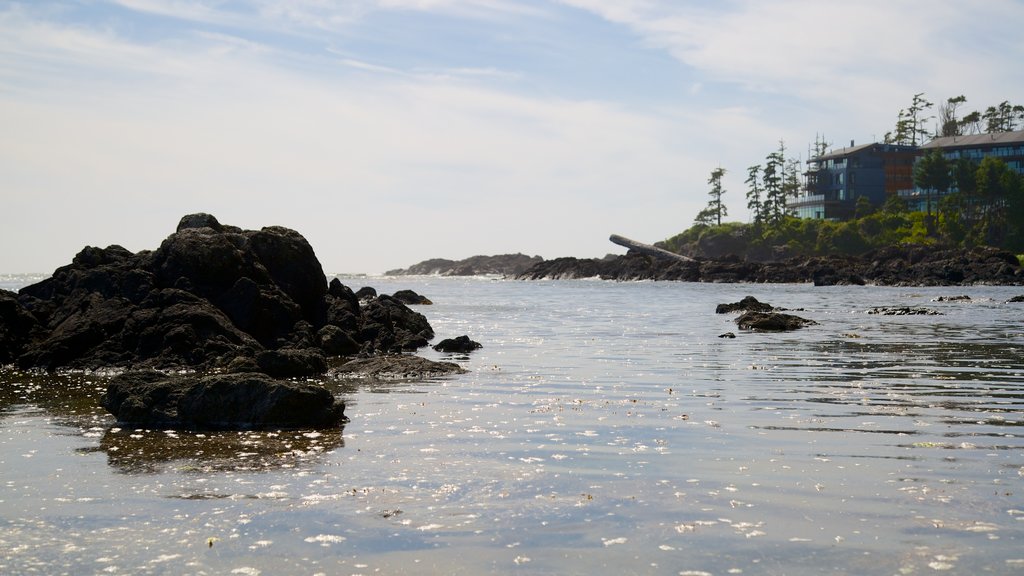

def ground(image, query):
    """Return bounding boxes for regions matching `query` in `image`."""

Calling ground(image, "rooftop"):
[921,129,1024,149]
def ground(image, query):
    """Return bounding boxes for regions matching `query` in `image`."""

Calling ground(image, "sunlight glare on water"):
[1,277,1023,575]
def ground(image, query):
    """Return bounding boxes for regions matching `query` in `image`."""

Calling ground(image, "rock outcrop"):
[515,245,1024,286]
[0,214,465,429]
[386,254,543,276]
[735,311,817,332]
[5,214,435,372]
[433,335,482,353]
[101,371,347,430]
[333,355,467,379]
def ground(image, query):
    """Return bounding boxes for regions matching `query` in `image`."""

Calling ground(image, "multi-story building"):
[899,129,1024,211]
[790,142,917,220]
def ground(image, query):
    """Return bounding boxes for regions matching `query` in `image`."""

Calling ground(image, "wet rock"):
[515,244,1023,285]
[392,289,433,305]
[933,295,971,302]
[256,349,328,378]
[715,296,775,314]
[718,332,736,339]
[1006,295,1024,303]
[101,371,347,430]
[8,214,440,374]
[433,335,482,353]
[0,289,39,365]
[333,355,467,379]
[355,287,377,300]
[359,295,434,353]
[735,311,817,332]
[867,307,942,316]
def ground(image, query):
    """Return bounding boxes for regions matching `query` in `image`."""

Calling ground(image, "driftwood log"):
[609,234,695,263]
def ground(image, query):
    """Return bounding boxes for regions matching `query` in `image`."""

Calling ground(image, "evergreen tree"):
[745,165,763,226]
[704,167,728,226]
[762,149,784,227]
[913,148,951,224]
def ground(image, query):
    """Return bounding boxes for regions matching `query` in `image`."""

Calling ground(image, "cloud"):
[0,5,699,273]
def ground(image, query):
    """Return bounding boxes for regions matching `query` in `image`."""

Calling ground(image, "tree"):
[982,101,1024,133]
[913,149,951,228]
[702,167,728,226]
[745,165,763,226]
[782,157,802,206]
[908,92,934,146]
[960,110,982,135]
[762,142,786,227]
[937,95,967,137]
[974,156,1018,244]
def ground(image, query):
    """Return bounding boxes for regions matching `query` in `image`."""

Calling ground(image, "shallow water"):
[2,277,1023,575]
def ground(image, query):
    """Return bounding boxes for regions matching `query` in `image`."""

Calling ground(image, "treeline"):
[885,93,1024,145]
[674,157,1024,258]
[683,93,1024,258]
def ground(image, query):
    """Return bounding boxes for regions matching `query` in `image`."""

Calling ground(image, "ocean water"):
[1,275,1023,575]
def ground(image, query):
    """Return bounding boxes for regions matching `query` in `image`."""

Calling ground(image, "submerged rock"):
[334,355,467,379]
[433,335,482,353]
[715,296,775,314]
[735,311,817,332]
[392,289,433,305]
[101,371,347,430]
[867,307,942,316]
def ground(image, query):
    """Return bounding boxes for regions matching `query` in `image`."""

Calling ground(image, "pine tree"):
[745,165,763,226]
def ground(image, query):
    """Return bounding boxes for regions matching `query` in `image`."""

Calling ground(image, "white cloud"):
[0,7,698,273]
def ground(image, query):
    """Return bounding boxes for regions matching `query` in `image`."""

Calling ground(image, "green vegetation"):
[674,92,1024,259]
[671,156,1024,258]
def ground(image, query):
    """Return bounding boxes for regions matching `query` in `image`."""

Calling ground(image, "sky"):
[2,1,1023,275]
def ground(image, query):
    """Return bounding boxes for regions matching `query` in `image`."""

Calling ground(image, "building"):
[899,129,1024,211]
[790,142,917,220]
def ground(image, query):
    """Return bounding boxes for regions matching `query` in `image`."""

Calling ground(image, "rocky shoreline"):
[386,253,543,276]
[0,214,468,430]
[514,244,1024,285]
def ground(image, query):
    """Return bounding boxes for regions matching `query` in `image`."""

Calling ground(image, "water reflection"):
[83,426,345,475]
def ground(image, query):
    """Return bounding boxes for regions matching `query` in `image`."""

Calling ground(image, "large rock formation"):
[6,214,434,372]
[0,214,463,429]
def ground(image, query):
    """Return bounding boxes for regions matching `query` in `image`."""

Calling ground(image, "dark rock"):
[718,332,736,339]
[735,311,817,331]
[433,335,482,353]
[246,226,327,324]
[256,349,329,378]
[101,371,346,430]
[386,254,543,276]
[359,295,434,353]
[716,296,774,314]
[392,289,433,305]
[355,286,377,300]
[515,244,1024,286]
[933,295,971,302]
[0,289,39,364]
[317,324,360,356]
[1008,295,1024,303]
[9,214,438,374]
[867,307,942,316]
[334,355,467,379]
[176,213,223,232]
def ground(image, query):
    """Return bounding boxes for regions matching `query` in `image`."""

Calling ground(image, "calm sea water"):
[2,275,1023,575]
